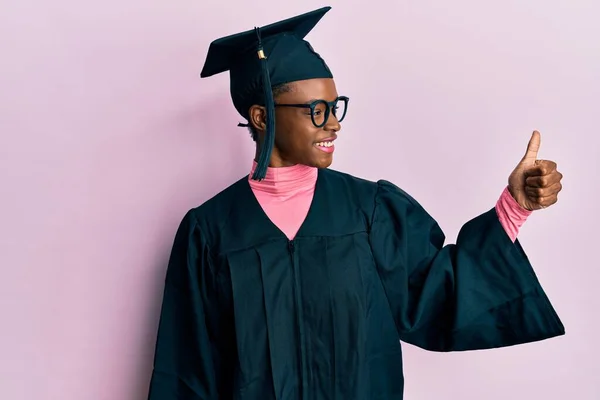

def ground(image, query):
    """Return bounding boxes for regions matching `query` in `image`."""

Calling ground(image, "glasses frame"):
[274,96,349,128]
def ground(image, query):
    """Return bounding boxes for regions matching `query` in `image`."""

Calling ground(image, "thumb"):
[520,130,541,165]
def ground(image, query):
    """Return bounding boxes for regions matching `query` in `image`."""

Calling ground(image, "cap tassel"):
[251,27,275,181]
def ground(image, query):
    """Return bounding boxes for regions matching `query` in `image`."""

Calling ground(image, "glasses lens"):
[333,97,348,122]
[311,100,328,127]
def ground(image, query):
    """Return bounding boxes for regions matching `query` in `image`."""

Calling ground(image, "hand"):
[508,131,563,211]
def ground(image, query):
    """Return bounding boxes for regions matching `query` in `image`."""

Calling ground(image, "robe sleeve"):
[147,210,232,399]
[368,180,565,352]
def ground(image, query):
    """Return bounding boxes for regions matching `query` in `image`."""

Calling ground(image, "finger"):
[527,181,562,197]
[521,130,541,164]
[540,195,559,208]
[534,159,557,172]
[525,181,562,198]
[523,160,558,178]
[525,170,563,188]
[529,193,558,209]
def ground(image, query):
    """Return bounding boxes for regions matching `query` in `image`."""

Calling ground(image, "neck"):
[253,146,295,168]
[248,160,317,195]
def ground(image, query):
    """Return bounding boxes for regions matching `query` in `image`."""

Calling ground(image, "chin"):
[288,150,333,169]
[311,156,333,169]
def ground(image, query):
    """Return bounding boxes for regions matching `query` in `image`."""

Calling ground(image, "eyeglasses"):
[274,96,349,128]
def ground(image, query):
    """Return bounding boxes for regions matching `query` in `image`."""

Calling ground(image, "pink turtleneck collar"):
[248,161,318,239]
[248,160,318,199]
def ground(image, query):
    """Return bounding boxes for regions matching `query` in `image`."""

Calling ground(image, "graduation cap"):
[200,6,334,180]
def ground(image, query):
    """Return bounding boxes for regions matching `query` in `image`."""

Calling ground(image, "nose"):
[324,112,341,132]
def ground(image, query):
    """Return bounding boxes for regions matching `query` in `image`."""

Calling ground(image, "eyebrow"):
[303,96,340,104]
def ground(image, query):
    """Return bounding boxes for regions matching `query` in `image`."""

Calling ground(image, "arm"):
[147,211,233,399]
[368,180,564,352]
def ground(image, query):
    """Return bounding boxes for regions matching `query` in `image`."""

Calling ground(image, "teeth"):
[316,141,333,147]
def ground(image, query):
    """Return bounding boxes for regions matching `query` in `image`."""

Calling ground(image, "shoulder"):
[374,178,420,208]
[322,168,417,208]
[320,167,378,195]
[184,175,249,236]
[322,168,377,211]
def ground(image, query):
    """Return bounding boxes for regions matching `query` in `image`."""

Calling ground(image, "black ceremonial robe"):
[147,168,564,400]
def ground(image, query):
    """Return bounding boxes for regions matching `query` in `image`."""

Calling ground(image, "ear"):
[248,105,267,133]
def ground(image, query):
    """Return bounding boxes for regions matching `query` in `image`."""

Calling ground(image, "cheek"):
[291,128,318,150]
[276,118,314,148]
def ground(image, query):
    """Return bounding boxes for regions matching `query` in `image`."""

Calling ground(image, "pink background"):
[1,0,598,399]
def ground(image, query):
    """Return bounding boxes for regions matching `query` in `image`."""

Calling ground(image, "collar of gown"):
[248,160,318,195]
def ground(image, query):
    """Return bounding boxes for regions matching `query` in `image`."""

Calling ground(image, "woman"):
[147,6,564,400]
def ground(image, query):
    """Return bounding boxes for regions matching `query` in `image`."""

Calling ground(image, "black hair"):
[247,82,294,141]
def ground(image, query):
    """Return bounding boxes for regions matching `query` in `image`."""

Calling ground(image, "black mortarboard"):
[200,6,334,180]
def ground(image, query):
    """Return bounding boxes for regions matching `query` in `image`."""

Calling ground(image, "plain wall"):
[1,0,598,399]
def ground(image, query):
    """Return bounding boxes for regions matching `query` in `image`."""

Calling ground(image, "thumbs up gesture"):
[508,131,563,211]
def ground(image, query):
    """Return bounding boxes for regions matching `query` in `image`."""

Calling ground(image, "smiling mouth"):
[314,140,335,153]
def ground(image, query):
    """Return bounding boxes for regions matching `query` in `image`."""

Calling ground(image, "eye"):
[313,109,323,116]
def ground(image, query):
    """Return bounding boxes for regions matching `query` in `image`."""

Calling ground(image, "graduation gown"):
[147,168,564,400]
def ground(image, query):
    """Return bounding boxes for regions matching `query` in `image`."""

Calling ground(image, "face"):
[250,78,343,169]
